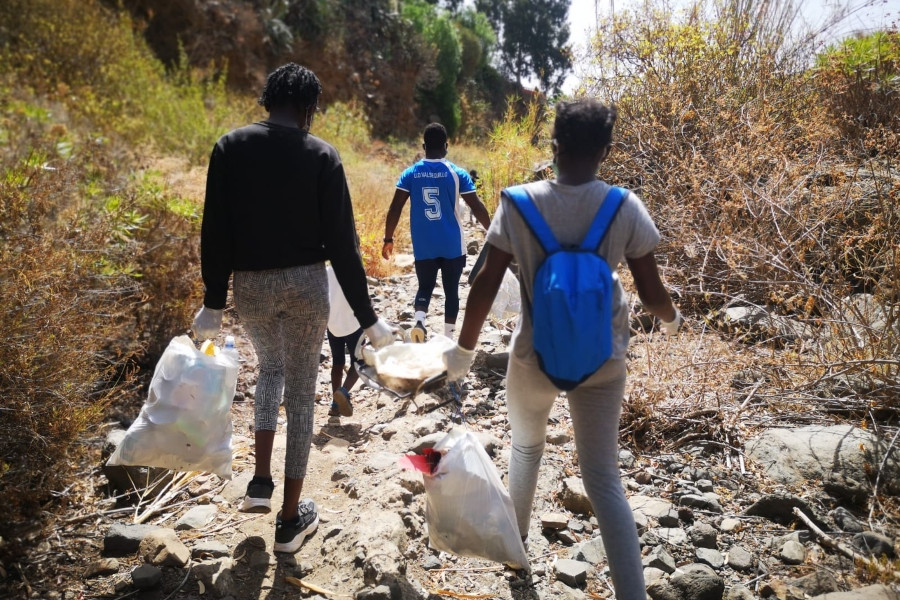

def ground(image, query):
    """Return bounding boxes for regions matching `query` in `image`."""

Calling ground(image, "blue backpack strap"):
[581,186,627,251]
[504,185,561,253]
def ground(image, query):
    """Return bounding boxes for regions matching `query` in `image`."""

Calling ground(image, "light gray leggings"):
[233,263,328,480]
[507,355,645,600]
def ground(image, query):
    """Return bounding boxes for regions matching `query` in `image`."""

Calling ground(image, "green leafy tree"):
[457,6,497,77]
[402,0,465,133]
[476,0,572,92]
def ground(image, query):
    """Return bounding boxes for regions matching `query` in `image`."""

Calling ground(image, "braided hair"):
[553,99,617,156]
[258,63,322,112]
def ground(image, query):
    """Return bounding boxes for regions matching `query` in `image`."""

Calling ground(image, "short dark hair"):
[258,63,322,112]
[423,123,448,151]
[553,99,617,157]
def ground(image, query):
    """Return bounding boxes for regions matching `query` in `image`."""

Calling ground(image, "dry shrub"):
[813,31,900,154]
[321,102,403,279]
[577,0,899,414]
[0,82,203,558]
[0,139,139,552]
[479,101,549,214]
[123,173,204,365]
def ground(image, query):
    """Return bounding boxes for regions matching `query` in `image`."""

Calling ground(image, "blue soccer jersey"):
[396,158,475,260]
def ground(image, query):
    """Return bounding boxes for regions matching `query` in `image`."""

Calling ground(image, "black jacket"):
[200,121,376,328]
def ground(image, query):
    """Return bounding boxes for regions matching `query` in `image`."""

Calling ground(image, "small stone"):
[719,517,741,532]
[642,545,676,573]
[832,507,864,533]
[554,559,589,587]
[725,545,754,572]
[191,540,229,559]
[852,532,896,558]
[696,547,725,569]
[131,564,162,590]
[635,471,653,485]
[724,584,755,600]
[547,430,571,445]
[618,449,636,468]
[689,522,718,549]
[175,505,217,530]
[541,512,569,530]
[657,508,681,528]
[696,479,715,492]
[556,530,578,545]
[780,540,807,564]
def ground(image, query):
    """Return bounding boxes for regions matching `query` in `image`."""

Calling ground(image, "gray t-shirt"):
[486,179,660,363]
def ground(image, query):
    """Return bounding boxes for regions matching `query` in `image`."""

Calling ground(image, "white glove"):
[661,307,682,335]
[364,318,396,350]
[192,306,223,340]
[443,344,476,382]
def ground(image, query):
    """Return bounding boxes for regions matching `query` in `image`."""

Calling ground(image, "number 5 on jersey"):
[423,187,442,220]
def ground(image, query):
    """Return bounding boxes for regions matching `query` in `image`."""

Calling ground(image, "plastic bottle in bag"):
[223,335,239,363]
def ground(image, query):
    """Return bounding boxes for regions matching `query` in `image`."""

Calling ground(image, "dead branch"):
[285,576,354,598]
[791,507,881,570]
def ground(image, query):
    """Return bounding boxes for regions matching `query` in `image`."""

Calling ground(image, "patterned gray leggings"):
[233,263,328,480]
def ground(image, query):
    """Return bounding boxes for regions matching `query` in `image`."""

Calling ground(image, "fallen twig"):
[429,590,494,599]
[285,576,354,598]
[200,514,257,536]
[791,507,880,569]
[431,565,504,574]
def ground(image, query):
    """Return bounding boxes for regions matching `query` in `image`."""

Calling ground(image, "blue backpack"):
[505,185,626,390]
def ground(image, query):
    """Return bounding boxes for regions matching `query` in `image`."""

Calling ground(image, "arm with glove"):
[193,144,231,341]
[626,252,683,335]
[443,243,514,381]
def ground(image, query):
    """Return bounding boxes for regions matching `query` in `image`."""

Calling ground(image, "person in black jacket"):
[192,63,393,554]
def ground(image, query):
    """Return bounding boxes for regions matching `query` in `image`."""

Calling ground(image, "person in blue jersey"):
[381,123,491,341]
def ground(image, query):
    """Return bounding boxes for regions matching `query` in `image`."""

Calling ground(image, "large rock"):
[809,585,900,599]
[746,425,900,495]
[716,305,815,344]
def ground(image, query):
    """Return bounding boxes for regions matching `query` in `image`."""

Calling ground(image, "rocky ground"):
[10,224,900,600]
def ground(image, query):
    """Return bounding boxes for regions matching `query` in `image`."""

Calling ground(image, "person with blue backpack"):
[443,99,681,598]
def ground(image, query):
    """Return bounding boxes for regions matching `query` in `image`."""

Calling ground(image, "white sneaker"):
[410,321,427,343]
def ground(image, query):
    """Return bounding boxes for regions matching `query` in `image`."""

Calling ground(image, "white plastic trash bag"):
[326,265,360,337]
[107,335,237,479]
[362,334,455,393]
[489,269,521,321]
[423,429,529,569]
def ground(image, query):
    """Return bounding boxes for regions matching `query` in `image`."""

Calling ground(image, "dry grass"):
[575,0,899,416]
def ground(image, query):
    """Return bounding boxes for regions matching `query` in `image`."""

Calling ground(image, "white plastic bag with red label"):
[416,429,529,569]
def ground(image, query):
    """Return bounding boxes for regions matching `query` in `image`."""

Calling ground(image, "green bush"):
[813,31,900,154]
[0,0,214,555]
[0,0,235,162]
